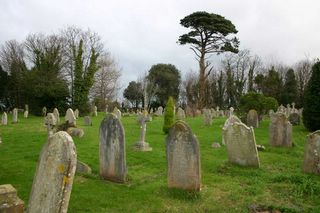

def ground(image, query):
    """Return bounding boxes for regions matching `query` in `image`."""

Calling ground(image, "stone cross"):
[223,122,260,167]
[99,113,127,183]
[45,113,57,136]
[12,108,18,123]
[303,130,320,175]
[53,108,60,124]
[269,113,292,147]
[133,110,152,151]
[1,112,7,125]
[28,131,77,213]
[166,121,201,191]
[65,108,76,125]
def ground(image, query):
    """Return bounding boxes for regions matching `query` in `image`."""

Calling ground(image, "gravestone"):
[269,113,292,147]
[223,122,260,167]
[53,108,60,124]
[285,104,291,117]
[176,107,186,120]
[25,104,29,112]
[203,108,213,126]
[45,113,57,136]
[99,113,127,183]
[67,127,84,138]
[133,110,152,151]
[247,109,259,128]
[113,107,121,120]
[65,108,76,125]
[302,130,320,175]
[93,106,98,117]
[166,121,201,191]
[155,106,163,116]
[84,116,92,126]
[76,161,92,174]
[268,109,275,117]
[288,112,300,125]
[12,108,18,123]
[278,104,285,113]
[28,131,77,213]
[42,106,47,117]
[222,107,241,145]
[23,110,28,118]
[1,112,7,125]
[74,109,79,119]
[0,184,24,213]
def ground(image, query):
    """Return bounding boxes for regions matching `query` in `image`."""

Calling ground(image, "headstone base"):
[133,141,152,151]
[0,184,24,213]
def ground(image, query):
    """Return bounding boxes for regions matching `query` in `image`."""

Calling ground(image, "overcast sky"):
[1,0,320,90]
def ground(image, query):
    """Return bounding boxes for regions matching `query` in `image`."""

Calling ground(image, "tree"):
[147,64,181,106]
[295,58,313,107]
[303,61,320,131]
[281,69,298,105]
[90,53,121,110]
[239,92,278,116]
[163,96,175,134]
[0,65,10,108]
[259,67,283,102]
[178,11,239,108]
[123,81,143,109]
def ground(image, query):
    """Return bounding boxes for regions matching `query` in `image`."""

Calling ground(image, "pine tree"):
[303,61,320,131]
[163,96,175,134]
[281,69,298,105]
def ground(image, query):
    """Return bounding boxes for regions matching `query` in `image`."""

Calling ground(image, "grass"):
[0,112,320,212]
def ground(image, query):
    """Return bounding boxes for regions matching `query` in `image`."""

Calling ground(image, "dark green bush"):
[239,92,278,115]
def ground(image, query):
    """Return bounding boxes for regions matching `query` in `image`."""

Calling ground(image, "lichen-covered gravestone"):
[53,108,60,124]
[269,113,292,147]
[223,122,260,167]
[302,130,320,175]
[246,109,259,128]
[166,121,201,191]
[28,131,77,213]
[12,108,18,124]
[65,108,76,125]
[1,112,7,125]
[99,113,127,183]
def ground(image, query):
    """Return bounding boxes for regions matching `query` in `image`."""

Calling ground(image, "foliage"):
[163,96,175,134]
[303,61,320,131]
[178,11,239,108]
[281,68,298,105]
[147,64,181,107]
[239,92,278,115]
[123,81,143,109]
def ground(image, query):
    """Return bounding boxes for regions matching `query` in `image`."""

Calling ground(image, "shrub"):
[239,92,278,115]
[303,61,320,131]
[163,96,175,134]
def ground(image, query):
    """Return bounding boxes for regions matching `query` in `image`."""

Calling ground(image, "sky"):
[1,0,320,90]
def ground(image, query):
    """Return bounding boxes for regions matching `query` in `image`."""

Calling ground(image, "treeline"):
[0,26,121,115]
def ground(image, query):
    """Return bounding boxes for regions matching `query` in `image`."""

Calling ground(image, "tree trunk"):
[198,54,206,109]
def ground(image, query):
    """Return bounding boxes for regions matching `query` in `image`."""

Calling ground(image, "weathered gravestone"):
[67,127,84,138]
[223,122,260,167]
[203,108,213,126]
[166,121,201,191]
[247,109,259,128]
[155,106,163,116]
[84,116,92,126]
[76,161,92,174]
[1,112,7,125]
[176,107,186,120]
[24,110,28,118]
[74,109,79,119]
[222,107,242,145]
[42,106,47,117]
[93,106,98,117]
[25,104,29,112]
[269,113,292,147]
[28,131,77,213]
[45,113,57,136]
[302,130,320,175]
[12,108,18,124]
[133,110,152,151]
[53,108,60,124]
[65,108,76,125]
[288,112,300,125]
[99,113,127,183]
[113,107,122,120]
[0,184,24,213]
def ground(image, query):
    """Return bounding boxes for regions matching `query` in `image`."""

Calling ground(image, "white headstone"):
[65,108,76,125]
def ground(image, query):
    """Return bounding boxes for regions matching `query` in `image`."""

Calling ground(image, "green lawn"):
[0,113,320,212]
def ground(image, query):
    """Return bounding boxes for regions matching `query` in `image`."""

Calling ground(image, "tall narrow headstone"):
[223,122,260,167]
[166,121,201,191]
[74,109,79,119]
[99,113,127,183]
[247,109,259,128]
[12,108,18,124]
[1,112,7,125]
[42,106,47,117]
[53,108,60,124]
[269,113,292,147]
[302,130,320,175]
[65,108,76,125]
[93,106,98,117]
[28,131,77,213]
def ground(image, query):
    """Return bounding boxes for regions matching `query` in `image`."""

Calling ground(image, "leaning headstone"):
[113,107,121,120]
[23,110,28,118]
[0,184,24,213]
[223,122,260,167]
[65,108,76,125]
[42,106,47,117]
[84,116,92,126]
[203,108,213,126]
[1,112,8,125]
[176,107,186,120]
[133,110,152,151]
[12,108,18,124]
[76,161,92,174]
[28,131,77,213]
[93,106,98,117]
[45,113,57,136]
[247,109,259,128]
[53,108,60,124]
[99,113,127,183]
[74,109,79,119]
[303,130,320,175]
[269,113,292,147]
[288,112,300,126]
[166,121,201,191]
